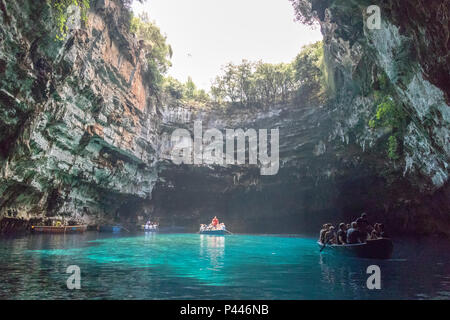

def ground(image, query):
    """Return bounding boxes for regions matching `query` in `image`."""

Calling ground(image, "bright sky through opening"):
[132,0,323,91]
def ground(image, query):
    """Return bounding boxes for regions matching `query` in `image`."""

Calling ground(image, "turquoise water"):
[0,233,450,299]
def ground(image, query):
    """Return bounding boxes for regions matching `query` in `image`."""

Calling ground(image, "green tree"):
[212,60,297,108]
[209,42,326,109]
[163,76,211,104]
[130,13,173,92]
[163,76,185,99]
[274,63,296,104]
[235,60,255,106]
[219,63,241,104]
[184,77,197,99]
[210,80,226,105]
[254,62,278,106]
[293,41,326,103]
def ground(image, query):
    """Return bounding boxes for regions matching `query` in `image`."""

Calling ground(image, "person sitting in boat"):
[211,216,219,228]
[324,226,337,244]
[337,223,347,244]
[219,223,226,231]
[347,222,365,244]
[359,213,370,225]
[370,223,381,239]
[319,224,329,243]
[359,213,374,234]
[378,223,388,238]
[145,221,158,230]
[356,217,370,241]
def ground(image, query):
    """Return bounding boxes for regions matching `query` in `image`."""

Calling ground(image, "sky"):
[132,0,323,91]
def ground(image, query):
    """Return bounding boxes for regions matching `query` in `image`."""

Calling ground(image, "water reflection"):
[199,235,225,272]
[318,254,371,298]
[1,234,450,299]
[143,231,157,241]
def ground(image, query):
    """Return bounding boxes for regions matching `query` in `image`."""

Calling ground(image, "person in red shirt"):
[211,216,219,227]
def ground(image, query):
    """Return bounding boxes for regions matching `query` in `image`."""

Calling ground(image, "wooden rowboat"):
[141,225,159,232]
[31,225,87,234]
[199,229,228,235]
[199,230,227,235]
[318,238,393,259]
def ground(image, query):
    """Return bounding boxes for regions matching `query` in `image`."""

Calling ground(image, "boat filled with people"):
[141,221,159,232]
[317,213,393,259]
[31,223,87,234]
[199,216,229,235]
[318,238,393,259]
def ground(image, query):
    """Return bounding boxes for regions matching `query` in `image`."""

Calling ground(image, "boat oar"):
[225,229,233,235]
[121,226,131,233]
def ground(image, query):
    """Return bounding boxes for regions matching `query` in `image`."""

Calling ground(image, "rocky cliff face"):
[0,0,160,231]
[0,0,448,235]
[154,93,448,234]
[152,0,450,235]
[317,0,449,189]
[311,0,450,233]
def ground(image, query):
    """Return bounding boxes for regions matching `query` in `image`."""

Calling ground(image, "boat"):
[97,225,123,233]
[31,225,87,234]
[198,222,230,235]
[318,238,393,259]
[199,229,227,235]
[141,224,159,232]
